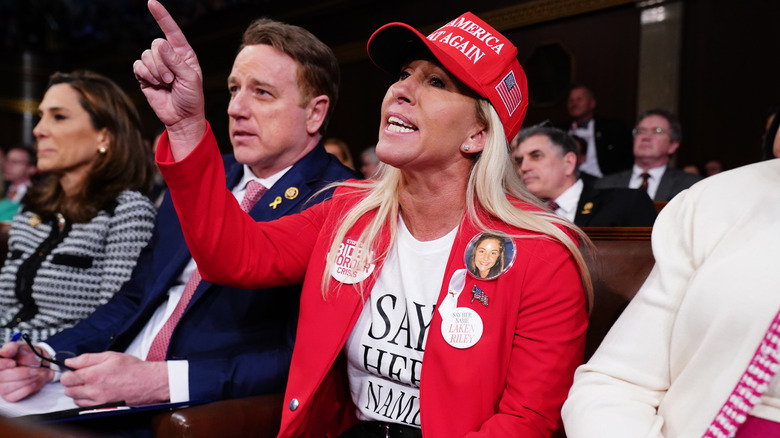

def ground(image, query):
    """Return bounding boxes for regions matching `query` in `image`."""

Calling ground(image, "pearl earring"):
[98,147,107,155]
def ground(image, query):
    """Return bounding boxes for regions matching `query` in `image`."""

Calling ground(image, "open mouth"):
[387,116,418,133]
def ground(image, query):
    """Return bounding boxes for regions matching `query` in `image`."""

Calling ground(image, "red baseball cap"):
[367,12,528,142]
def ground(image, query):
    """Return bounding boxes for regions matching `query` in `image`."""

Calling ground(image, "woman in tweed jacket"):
[0,71,156,343]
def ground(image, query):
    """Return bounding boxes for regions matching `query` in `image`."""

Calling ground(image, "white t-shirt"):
[345,216,457,427]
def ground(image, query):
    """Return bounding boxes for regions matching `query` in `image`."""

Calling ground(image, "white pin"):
[330,238,375,284]
[439,269,484,349]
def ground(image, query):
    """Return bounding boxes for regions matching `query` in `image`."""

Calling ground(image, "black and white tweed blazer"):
[0,190,156,343]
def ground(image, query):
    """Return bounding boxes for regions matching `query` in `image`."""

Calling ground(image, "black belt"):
[340,421,422,438]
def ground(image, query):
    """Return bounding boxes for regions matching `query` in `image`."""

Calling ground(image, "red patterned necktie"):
[547,200,560,212]
[146,180,268,361]
[639,172,650,192]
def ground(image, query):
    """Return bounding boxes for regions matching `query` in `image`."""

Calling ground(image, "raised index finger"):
[148,0,192,53]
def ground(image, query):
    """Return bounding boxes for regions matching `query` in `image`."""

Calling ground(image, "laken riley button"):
[440,307,483,349]
[439,269,484,349]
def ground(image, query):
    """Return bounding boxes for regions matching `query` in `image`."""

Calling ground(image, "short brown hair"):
[240,18,340,135]
[25,70,153,222]
[637,108,682,143]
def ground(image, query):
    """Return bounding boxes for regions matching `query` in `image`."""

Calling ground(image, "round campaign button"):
[464,231,516,280]
[440,307,484,349]
[330,238,375,284]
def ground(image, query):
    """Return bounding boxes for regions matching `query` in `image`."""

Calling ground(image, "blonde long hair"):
[321,100,593,310]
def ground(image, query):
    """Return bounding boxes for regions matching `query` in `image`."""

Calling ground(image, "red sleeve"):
[470,237,588,437]
[155,124,323,288]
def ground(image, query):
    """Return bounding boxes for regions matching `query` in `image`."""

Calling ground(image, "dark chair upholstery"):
[581,227,654,360]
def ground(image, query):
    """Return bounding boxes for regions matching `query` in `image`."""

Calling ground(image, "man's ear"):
[563,151,577,176]
[462,124,488,154]
[668,140,680,155]
[305,95,330,135]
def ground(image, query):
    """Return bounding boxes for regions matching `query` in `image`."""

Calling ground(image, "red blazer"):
[158,126,588,438]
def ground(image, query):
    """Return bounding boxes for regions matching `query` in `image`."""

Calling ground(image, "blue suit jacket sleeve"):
[49,145,356,402]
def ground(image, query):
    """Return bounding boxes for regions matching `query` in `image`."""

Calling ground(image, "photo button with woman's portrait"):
[464,231,516,280]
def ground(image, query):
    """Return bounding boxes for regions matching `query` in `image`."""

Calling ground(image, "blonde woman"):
[135,2,592,436]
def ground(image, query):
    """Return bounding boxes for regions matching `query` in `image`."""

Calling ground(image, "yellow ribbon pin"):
[269,196,282,209]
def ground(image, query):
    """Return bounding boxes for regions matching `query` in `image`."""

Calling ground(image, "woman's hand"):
[133,0,207,159]
[0,342,54,402]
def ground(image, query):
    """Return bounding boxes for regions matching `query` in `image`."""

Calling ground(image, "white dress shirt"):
[628,164,666,200]
[570,119,602,177]
[551,179,584,223]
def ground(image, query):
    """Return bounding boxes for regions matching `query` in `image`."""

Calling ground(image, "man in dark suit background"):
[0,18,354,408]
[596,109,702,202]
[566,85,634,177]
[512,126,656,227]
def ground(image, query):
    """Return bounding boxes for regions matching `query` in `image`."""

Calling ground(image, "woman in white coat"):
[562,127,780,438]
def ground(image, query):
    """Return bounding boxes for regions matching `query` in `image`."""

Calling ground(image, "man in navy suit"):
[596,109,701,202]
[0,18,354,407]
[512,126,656,227]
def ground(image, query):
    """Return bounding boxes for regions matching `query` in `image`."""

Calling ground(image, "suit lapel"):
[178,159,250,309]
[574,181,599,226]
[655,169,675,202]
[186,146,330,308]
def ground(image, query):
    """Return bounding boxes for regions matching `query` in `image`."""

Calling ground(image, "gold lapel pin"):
[581,202,593,215]
[269,196,282,209]
[285,187,299,200]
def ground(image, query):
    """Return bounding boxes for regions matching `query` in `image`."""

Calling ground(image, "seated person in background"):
[563,124,780,437]
[596,109,701,201]
[682,163,701,176]
[0,71,156,344]
[704,159,723,177]
[512,125,656,227]
[2,145,37,203]
[565,85,634,177]
[0,17,354,409]
[358,145,380,179]
[0,145,38,222]
[0,200,18,223]
[324,137,355,170]
[135,2,591,436]
[570,134,598,185]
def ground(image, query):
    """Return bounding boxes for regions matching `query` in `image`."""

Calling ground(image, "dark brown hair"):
[240,18,340,135]
[24,70,153,222]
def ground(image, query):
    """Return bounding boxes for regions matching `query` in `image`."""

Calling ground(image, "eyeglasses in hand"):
[21,333,75,372]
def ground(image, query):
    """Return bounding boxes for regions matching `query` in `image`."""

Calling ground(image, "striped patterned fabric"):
[703,312,780,438]
[0,190,156,343]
